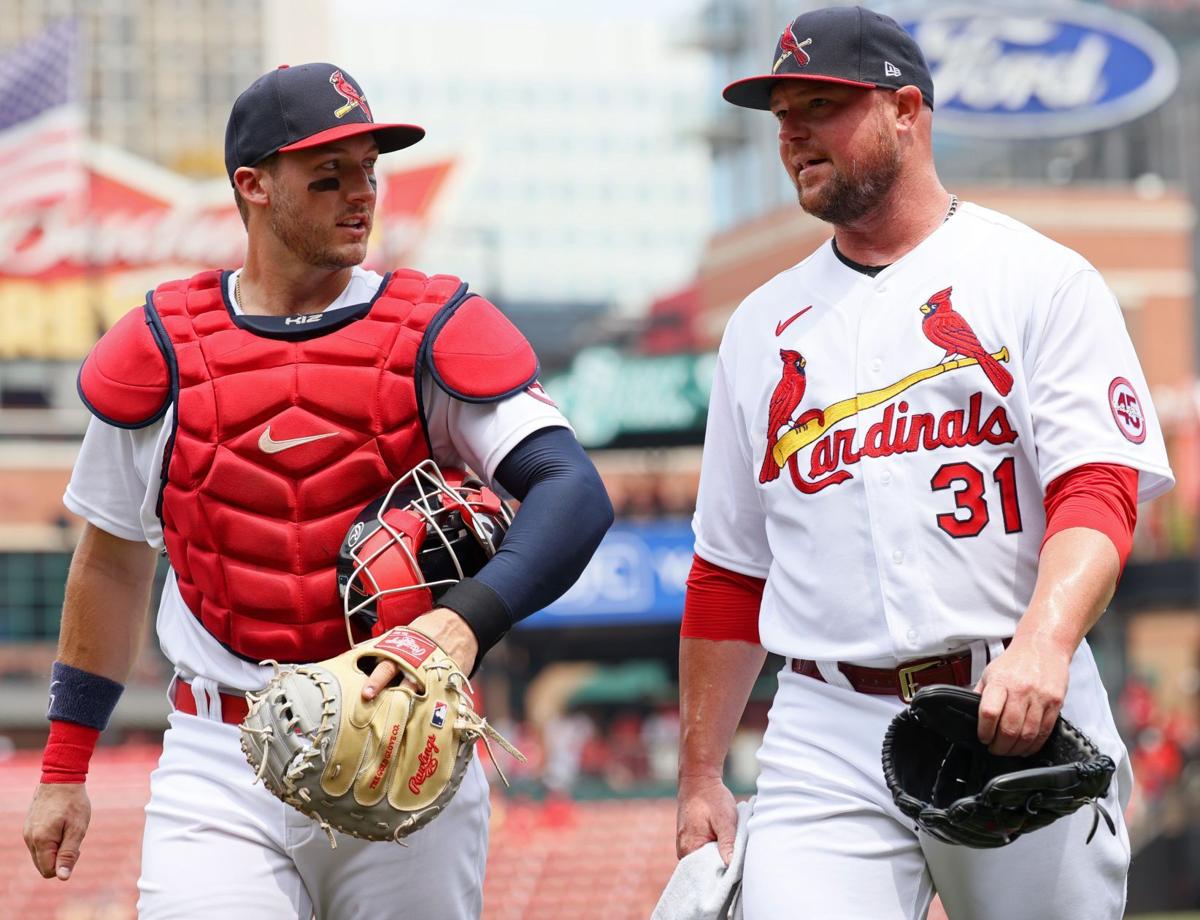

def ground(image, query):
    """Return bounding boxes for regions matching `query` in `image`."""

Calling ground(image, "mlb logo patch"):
[432,701,448,728]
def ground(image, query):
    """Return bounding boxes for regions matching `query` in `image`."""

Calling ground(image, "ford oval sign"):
[898,4,1179,138]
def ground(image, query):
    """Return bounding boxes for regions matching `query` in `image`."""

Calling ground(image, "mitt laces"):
[1084,798,1116,844]
[444,667,527,788]
[241,662,338,793]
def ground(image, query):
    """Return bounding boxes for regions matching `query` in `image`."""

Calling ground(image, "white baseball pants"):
[742,641,1131,920]
[137,709,490,920]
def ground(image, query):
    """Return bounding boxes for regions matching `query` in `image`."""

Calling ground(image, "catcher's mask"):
[337,460,511,643]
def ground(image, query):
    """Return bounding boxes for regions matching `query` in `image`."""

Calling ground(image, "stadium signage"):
[521,521,695,627]
[0,147,451,360]
[900,4,1179,138]
[546,347,716,448]
[0,207,244,277]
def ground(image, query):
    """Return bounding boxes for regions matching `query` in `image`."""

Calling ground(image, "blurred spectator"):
[1120,672,1158,736]
[542,712,594,793]
[604,712,650,789]
[1133,727,1184,799]
[643,705,681,785]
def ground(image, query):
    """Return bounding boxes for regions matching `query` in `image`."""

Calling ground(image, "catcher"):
[24,63,613,920]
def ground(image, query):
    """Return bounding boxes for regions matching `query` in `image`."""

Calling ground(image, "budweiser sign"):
[0,204,246,276]
[0,143,454,360]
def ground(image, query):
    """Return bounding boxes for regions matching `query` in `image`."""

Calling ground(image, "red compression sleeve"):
[1042,463,1139,568]
[40,721,100,784]
[680,554,764,644]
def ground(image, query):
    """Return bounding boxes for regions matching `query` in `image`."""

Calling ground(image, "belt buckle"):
[898,660,939,703]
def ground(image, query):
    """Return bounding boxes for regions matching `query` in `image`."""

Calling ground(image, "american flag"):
[0,20,85,219]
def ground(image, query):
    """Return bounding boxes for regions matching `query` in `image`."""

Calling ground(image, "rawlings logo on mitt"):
[239,626,523,846]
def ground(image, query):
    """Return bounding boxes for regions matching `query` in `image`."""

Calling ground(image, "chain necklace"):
[234,271,244,309]
[945,193,959,222]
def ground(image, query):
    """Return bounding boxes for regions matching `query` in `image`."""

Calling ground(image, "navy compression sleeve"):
[437,426,613,660]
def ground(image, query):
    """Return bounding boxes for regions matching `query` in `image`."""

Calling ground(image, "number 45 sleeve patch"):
[1108,377,1147,444]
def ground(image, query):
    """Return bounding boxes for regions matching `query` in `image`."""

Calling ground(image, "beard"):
[268,184,367,270]
[794,124,901,225]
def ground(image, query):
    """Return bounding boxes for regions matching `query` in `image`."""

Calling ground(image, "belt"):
[791,640,1010,703]
[172,679,250,725]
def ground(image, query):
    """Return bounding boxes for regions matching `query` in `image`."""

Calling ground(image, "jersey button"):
[892,549,904,564]
[881,470,892,485]
[871,358,883,373]
[906,628,919,641]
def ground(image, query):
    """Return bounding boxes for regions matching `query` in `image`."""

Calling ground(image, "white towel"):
[651,797,754,920]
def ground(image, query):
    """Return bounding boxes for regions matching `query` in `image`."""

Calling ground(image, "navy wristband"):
[437,576,512,673]
[47,661,125,731]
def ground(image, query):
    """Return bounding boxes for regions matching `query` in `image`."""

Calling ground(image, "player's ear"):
[233,165,272,209]
[892,85,924,133]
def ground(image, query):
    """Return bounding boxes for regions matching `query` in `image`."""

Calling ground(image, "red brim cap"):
[722,73,877,111]
[279,121,426,155]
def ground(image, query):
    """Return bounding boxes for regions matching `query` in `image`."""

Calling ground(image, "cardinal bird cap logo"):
[329,69,373,120]
[774,25,814,73]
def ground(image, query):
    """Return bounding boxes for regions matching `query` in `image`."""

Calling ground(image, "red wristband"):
[40,720,100,784]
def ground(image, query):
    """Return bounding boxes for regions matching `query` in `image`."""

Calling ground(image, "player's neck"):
[831,171,951,268]
[238,239,355,317]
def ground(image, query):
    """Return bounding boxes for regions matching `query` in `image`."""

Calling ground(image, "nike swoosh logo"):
[775,305,813,336]
[258,426,338,454]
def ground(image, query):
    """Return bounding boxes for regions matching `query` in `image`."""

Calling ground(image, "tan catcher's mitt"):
[240,626,523,846]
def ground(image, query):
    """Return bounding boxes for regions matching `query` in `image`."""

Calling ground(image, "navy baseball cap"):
[723,6,934,111]
[224,63,425,180]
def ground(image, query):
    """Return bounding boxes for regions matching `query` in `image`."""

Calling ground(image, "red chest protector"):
[78,268,538,663]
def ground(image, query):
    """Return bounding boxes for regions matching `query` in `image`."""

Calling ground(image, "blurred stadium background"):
[1,0,1198,917]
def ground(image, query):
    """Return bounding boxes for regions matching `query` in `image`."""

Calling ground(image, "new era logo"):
[884,61,902,78]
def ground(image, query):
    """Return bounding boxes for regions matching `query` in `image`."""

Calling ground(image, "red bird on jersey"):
[760,349,824,483]
[919,287,1013,397]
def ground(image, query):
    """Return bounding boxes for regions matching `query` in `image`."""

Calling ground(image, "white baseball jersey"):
[64,266,571,691]
[693,202,1173,663]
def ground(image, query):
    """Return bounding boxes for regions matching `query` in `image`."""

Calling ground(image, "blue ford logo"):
[899,4,1179,138]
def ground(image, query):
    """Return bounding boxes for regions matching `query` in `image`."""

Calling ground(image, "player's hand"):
[23,782,91,881]
[676,774,738,865]
[975,636,1071,757]
[361,607,479,700]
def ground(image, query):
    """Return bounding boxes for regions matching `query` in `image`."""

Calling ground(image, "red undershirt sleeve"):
[1041,463,1139,569]
[680,553,765,644]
